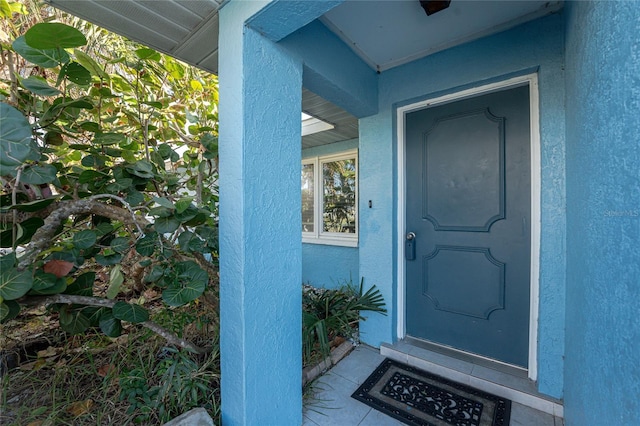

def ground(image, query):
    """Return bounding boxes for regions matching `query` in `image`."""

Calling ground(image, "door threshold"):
[404,336,528,378]
[380,339,563,418]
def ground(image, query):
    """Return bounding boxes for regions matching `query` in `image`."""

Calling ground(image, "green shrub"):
[302,278,386,366]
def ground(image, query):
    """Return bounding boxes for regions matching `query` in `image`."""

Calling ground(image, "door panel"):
[405,85,531,368]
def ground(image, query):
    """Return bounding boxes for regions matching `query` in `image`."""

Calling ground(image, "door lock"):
[405,232,416,260]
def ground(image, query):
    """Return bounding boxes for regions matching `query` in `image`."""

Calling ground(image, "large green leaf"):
[60,62,92,86]
[73,49,109,80]
[0,103,34,167]
[125,190,144,207]
[20,164,58,185]
[174,205,198,223]
[0,302,8,321]
[112,301,149,323]
[175,197,194,214]
[12,36,69,68]
[125,160,155,178]
[44,131,64,146]
[25,23,87,49]
[162,280,206,307]
[0,217,45,248]
[105,177,133,192]
[0,268,33,300]
[154,216,180,234]
[94,132,125,145]
[0,300,20,323]
[162,261,207,306]
[109,237,130,254]
[0,252,16,270]
[135,233,157,256]
[56,97,94,110]
[177,230,195,252]
[73,229,97,249]
[30,272,61,292]
[177,261,208,283]
[0,0,11,18]
[144,266,164,284]
[78,170,108,184]
[105,264,123,299]
[152,197,175,210]
[95,253,122,266]
[21,76,61,96]
[98,310,122,337]
[14,217,45,246]
[134,48,161,61]
[59,309,90,334]
[65,271,95,296]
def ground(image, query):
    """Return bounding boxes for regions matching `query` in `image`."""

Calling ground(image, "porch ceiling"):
[321,0,563,72]
[46,0,562,146]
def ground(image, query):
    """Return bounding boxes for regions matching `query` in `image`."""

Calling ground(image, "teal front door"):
[405,85,531,368]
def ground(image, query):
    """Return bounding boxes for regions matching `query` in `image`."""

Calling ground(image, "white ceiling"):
[322,0,563,72]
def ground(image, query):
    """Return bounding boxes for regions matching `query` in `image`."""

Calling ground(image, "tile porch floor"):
[303,345,564,426]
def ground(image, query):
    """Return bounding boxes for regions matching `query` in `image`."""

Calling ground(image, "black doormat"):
[351,359,511,426]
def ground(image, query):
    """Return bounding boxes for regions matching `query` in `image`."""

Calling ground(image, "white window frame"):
[302,150,358,247]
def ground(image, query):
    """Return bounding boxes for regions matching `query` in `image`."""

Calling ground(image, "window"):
[302,150,358,247]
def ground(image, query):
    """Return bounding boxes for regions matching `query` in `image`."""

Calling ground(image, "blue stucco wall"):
[218,1,342,424]
[564,2,640,424]
[358,13,567,398]
[302,139,359,288]
[302,244,359,287]
[280,20,378,118]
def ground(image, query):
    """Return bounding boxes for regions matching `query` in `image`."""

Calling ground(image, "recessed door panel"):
[405,85,531,368]
[424,109,505,231]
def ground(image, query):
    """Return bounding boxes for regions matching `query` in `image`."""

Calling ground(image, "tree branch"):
[17,197,149,271]
[23,294,208,354]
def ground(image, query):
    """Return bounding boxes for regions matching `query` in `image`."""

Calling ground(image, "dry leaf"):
[36,346,57,358]
[43,260,74,278]
[97,364,115,377]
[26,421,44,426]
[20,358,48,371]
[66,399,93,417]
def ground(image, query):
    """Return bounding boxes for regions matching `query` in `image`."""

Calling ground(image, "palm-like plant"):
[302,278,386,366]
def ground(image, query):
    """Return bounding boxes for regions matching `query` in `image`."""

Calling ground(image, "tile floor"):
[303,345,563,426]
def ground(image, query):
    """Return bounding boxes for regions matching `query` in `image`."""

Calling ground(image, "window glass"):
[301,163,314,233]
[322,159,356,234]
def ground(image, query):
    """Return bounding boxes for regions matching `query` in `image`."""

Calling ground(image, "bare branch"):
[17,198,149,271]
[23,294,208,354]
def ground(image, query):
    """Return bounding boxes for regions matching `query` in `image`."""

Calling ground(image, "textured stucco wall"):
[218,1,339,424]
[302,244,359,288]
[564,2,640,424]
[280,20,378,118]
[358,13,567,398]
[302,139,359,288]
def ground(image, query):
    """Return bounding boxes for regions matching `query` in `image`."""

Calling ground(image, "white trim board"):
[395,73,541,381]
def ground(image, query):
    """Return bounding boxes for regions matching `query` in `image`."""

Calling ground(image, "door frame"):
[396,73,541,380]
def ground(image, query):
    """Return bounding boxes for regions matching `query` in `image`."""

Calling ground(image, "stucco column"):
[218,3,303,425]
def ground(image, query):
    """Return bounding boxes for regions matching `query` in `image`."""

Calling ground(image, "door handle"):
[405,232,416,261]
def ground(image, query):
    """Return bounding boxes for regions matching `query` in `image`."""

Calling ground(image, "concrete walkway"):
[303,345,563,426]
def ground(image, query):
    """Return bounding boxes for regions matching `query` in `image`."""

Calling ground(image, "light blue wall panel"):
[358,13,567,398]
[302,244,359,288]
[564,1,640,424]
[302,139,359,288]
[280,20,378,118]
[218,1,326,424]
